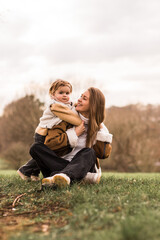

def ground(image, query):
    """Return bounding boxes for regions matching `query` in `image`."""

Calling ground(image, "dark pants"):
[29,142,97,181]
[18,158,40,177]
[18,133,45,177]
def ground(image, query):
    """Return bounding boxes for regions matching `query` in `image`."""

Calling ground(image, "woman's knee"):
[79,148,97,162]
[81,147,94,153]
[85,147,97,157]
[29,142,42,156]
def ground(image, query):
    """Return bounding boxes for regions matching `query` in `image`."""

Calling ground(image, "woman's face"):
[76,90,90,117]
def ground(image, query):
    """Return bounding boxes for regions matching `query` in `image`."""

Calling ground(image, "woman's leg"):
[30,142,69,177]
[18,158,40,177]
[53,148,97,181]
[18,133,45,178]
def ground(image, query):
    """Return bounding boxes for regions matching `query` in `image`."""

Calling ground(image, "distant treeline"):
[103,104,160,172]
[0,95,159,172]
[0,95,43,169]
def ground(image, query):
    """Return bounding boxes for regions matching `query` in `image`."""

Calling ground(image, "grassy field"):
[1,171,160,240]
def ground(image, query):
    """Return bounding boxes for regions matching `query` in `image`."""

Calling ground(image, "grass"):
[1,171,160,240]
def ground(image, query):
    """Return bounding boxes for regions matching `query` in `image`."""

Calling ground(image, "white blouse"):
[63,114,112,162]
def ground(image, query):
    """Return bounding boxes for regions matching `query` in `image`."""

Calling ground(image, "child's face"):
[53,86,71,103]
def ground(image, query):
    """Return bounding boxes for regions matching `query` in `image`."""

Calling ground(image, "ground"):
[1,171,160,240]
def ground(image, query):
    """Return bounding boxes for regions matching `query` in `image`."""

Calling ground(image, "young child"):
[34,79,81,142]
[17,79,81,181]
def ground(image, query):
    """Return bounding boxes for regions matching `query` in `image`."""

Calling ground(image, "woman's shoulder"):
[96,123,113,143]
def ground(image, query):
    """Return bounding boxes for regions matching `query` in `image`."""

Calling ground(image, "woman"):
[30,87,112,187]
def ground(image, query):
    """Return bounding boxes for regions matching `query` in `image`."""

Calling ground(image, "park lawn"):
[0,171,160,240]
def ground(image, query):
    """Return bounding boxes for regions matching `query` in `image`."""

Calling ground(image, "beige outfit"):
[35,100,82,136]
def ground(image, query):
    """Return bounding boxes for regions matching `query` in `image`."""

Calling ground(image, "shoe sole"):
[53,175,69,188]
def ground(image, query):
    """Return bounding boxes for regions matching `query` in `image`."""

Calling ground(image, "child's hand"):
[75,121,85,136]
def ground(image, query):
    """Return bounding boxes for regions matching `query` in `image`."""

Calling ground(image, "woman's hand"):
[75,121,85,136]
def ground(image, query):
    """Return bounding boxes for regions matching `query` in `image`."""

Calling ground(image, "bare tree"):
[103,104,160,172]
[0,95,43,168]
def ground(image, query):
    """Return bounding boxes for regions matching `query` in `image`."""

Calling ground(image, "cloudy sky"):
[0,0,160,115]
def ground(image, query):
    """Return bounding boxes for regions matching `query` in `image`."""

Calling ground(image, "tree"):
[103,104,160,172]
[0,95,43,168]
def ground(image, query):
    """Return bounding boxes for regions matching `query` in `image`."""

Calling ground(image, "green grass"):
[1,171,160,240]
[0,170,16,175]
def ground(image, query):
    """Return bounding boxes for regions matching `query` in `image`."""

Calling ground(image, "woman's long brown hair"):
[86,87,105,147]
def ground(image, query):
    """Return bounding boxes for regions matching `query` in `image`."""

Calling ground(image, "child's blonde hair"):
[49,79,72,97]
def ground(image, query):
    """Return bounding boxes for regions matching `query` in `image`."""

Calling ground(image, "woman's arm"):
[45,117,84,154]
[96,123,113,143]
[93,123,113,159]
[44,121,73,155]
[65,121,85,148]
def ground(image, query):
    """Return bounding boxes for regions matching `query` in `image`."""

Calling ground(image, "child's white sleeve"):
[96,123,113,143]
[38,102,62,128]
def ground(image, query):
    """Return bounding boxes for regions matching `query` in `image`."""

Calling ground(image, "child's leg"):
[29,142,69,178]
